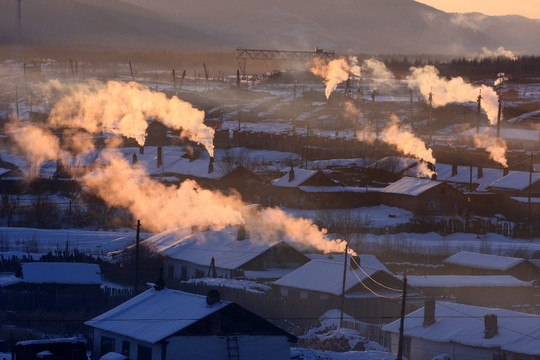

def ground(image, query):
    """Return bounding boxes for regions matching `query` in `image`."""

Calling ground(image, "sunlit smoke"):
[7,122,69,178]
[407,65,499,125]
[414,162,435,178]
[45,80,215,156]
[494,72,508,87]
[348,57,362,77]
[474,132,508,167]
[83,149,345,253]
[311,58,350,99]
[381,115,435,162]
[363,58,395,80]
[481,46,518,61]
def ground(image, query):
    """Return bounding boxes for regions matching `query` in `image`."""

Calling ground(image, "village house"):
[85,287,297,360]
[146,226,309,281]
[381,177,468,216]
[405,275,534,308]
[383,300,540,360]
[443,251,539,281]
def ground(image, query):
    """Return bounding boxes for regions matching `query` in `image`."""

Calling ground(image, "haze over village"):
[1,1,540,359]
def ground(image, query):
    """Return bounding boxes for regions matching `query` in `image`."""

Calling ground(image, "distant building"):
[383,300,540,360]
[86,287,297,360]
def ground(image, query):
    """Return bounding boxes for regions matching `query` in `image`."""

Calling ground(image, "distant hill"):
[1,0,539,55]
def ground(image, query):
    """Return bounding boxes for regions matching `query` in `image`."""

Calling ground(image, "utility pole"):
[129,61,134,81]
[497,93,503,138]
[340,243,348,328]
[409,89,414,131]
[476,90,482,136]
[396,276,408,360]
[134,219,141,295]
[428,90,433,144]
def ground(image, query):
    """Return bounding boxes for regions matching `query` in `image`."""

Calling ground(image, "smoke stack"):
[139,146,144,155]
[484,314,498,338]
[427,162,437,180]
[451,163,458,177]
[477,166,483,179]
[132,153,138,165]
[208,156,214,174]
[237,225,246,241]
[503,167,509,176]
[206,289,221,306]
[288,166,295,182]
[157,146,162,168]
[154,267,165,291]
[423,299,436,327]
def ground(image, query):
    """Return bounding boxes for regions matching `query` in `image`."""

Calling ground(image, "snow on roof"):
[443,251,525,271]
[488,171,540,191]
[21,262,101,285]
[405,275,531,288]
[0,168,12,176]
[383,301,540,356]
[382,177,441,197]
[99,353,127,360]
[462,127,540,143]
[146,227,276,270]
[272,167,318,188]
[435,163,504,189]
[297,186,366,193]
[0,272,23,287]
[17,338,87,346]
[86,288,229,344]
[273,256,392,296]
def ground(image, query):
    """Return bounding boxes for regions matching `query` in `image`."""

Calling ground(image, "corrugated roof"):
[406,275,531,288]
[488,171,540,191]
[382,177,441,197]
[22,262,101,285]
[443,251,525,271]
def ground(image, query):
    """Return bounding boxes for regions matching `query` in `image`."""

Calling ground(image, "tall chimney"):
[139,146,144,155]
[503,167,509,176]
[132,153,138,165]
[423,299,436,327]
[237,225,246,241]
[157,146,162,168]
[428,162,437,180]
[484,314,498,338]
[451,163,458,177]
[288,166,295,182]
[477,166,483,179]
[208,156,214,174]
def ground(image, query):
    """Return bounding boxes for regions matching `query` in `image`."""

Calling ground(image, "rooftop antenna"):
[16,0,24,63]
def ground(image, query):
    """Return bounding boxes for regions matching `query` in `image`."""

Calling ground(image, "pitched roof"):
[406,275,531,288]
[382,177,441,197]
[273,256,392,296]
[383,301,540,356]
[272,168,319,188]
[21,262,101,285]
[86,288,229,343]
[146,227,277,270]
[443,251,525,271]
[488,171,540,191]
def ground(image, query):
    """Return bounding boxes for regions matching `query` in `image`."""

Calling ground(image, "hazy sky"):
[415,0,540,19]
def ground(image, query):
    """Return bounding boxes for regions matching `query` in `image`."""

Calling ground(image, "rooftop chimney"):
[477,166,483,179]
[503,167,509,176]
[451,163,458,177]
[139,146,144,155]
[132,153,138,165]
[484,314,498,339]
[206,289,221,306]
[428,162,437,180]
[349,255,360,270]
[288,166,295,182]
[423,299,436,327]
[237,225,246,241]
[154,267,165,291]
[208,156,214,174]
[157,146,162,168]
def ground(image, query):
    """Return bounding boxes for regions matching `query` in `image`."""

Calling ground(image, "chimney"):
[206,289,221,306]
[423,299,436,327]
[451,163,458,177]
[132,153,138,165]
[288,166,295,182]
[237,225,246,241]
[139,146,144,154]
[349,255,360,270]
[503,167,509,176]
[154,267,165,291]
[208,156,214,174]
[428,162,437,180]
[157,146,162,168]
[477,166,483,179]
[484,314,498,338]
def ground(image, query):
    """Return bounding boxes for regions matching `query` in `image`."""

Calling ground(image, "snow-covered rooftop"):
[146,226,278,270]
[488,171,540,191]
[273,256,392,296]
[21,262,101,285]
[382,177,441,197]
[86,288,229,344]
[443,251,525,271]
[272,167,319,188]
[435,163,504,190]
[462,127,540,143]
[405,275,531,288]
[0,272,23,287]
[383,301,540,356]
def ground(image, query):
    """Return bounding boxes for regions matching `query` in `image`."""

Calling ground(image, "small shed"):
[85,287,297,360]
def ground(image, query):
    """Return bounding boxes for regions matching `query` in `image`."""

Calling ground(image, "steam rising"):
[363,58,395,80]
[474,132,508,167]
[481,47,518,61]
[45,80,215,156]
[311,58,350,99]
[407,66,499,125]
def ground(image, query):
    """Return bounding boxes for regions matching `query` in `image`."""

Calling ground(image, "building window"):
[427,197,440,211]
[121,341,130,357]
[100,336,115,357]
[137,345,152,360]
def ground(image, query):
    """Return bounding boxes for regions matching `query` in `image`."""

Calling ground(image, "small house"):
[85,287,297,360]
[383,300,540,360]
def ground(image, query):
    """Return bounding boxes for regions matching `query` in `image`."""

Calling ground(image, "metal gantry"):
[235,47,335,78]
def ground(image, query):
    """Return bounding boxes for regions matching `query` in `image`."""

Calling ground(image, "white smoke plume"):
[83,149,346,253]
[474,132,508,167]
[494,72,508,87]
[380,115,436,177]
[7,122,69,177]
[348,57,362,77]
[45,80,215,156]
[363,58,395,80]
[311,58,350,99]
[407,65,499,125]
[481,47,518,61]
